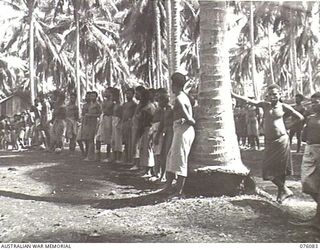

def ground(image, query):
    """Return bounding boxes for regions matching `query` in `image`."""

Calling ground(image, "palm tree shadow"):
[0,150,179,209]
[0,189,172,209]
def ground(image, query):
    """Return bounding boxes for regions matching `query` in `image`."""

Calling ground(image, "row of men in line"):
[34,72,195,196]
[0,72,195,198]
[72,86,175,181]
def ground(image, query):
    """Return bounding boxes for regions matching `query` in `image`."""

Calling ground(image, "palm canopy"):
[228,1,320,97]
[0,0,70,95]
[0,0,133,101]
[0,54,26,97]
[180,0,200,79]
[121,0,166,86]
[1,0,319,101]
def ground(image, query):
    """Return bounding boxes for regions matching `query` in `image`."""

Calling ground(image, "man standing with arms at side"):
[289,93,306,153]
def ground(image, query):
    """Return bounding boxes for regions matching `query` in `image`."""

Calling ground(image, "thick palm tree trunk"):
[154,0,163,88]
[187,1,250,197]
[250,1,258,98]
[165,0,172,91]
[171,0,180,72]
[29,3,35,105]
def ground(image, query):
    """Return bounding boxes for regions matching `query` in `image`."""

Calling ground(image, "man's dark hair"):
[161,93,170,104]
[38,92,44,99]
[171,72,187,90]
[157,88,168,95]
[311,92,320,99]
[140,88,150,104]
[91,91,98,97]
[58,91,66,101]
[112,88,120,102]
[135,86,145,93]
[126,88,135,94]
[267,84,281,91]
[295,93,304,100]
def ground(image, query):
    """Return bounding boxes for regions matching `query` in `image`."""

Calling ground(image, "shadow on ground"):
[0,189,177,209]
[1,147,320,243]
[0,150,177,209]
[10,228,179,243]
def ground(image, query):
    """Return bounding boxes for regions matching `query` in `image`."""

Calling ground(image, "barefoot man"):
[232,84,304,203]
[163,72,196,197]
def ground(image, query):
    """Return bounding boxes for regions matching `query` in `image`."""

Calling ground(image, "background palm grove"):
[1,0,320,244]
[1,0,319,103]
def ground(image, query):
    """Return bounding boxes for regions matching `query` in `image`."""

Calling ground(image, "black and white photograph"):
[0,0,319,246]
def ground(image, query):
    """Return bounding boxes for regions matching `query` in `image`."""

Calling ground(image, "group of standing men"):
[19,72,195,198]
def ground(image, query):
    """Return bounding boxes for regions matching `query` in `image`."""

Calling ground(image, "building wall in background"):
[0,95,30,117]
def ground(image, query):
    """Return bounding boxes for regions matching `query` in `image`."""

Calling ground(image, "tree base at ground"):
[185,163,255,197]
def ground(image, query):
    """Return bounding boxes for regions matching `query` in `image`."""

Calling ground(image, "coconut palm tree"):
[228,1,272,98]
[154,0,163,88]
[28,0,36,104]
[0,54,26,98]
[171,0,181,73]
[53,0,129,109]
[121,0,166,88]
[250,1,281,87]
[229,38,269,95]
[295,1,320,95]
[122,0,198,90]
[1,0,71,103]
[249,1,258,98]
[180,0,200,80]
[273,1,306,96]
[188,1,250,196]
[165,0,172,90]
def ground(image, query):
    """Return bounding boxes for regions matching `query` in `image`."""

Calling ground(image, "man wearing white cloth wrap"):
[163,72,195,197]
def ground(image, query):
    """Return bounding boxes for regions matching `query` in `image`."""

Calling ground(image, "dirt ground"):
[0,141,319,243]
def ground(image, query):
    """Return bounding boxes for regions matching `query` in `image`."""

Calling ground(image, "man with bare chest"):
[65,93,79,152]
[96,87,114,162]
[51,92,67,152]
[163,72,195,197]
[232,85,304,203]
[122,88,137,164]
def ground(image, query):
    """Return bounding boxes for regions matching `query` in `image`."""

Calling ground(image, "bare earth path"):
[0,146,319,243]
